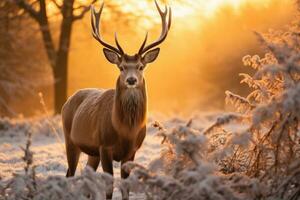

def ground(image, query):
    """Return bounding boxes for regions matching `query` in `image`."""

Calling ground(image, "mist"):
[3,0,296,116]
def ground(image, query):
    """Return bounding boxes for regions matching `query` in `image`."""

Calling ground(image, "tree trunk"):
[53,0,74,114]
[53,57,68,114]
[38,0,56,68]
[38,0,75,114]
[39,23,56,68]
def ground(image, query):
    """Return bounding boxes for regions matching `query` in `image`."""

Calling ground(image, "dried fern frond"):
[225,90,255,113]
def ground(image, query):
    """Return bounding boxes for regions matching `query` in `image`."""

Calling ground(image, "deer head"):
[91,0,171,89]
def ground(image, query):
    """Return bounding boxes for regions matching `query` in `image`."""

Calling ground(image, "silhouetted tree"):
[12,0,96,114]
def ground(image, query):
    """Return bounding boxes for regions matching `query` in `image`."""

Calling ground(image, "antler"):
[138,0,172,55]
[91,3,124,55]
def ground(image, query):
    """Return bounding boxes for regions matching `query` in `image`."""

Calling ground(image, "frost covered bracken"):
[0,120,113,200]
[222,15,300,199]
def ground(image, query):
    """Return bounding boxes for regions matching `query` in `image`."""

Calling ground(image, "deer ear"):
[142,48,160,64]
[103,48,120,64]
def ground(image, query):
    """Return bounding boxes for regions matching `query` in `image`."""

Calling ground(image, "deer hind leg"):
[120,153,136,200]
[100,147,114,199]
[86,155,100,171]
[65,138,81,177]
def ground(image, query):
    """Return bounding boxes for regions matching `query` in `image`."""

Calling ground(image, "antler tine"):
[155,0,166,16]
[138,32,148,54]
[138,0,171,55]
[91,4,102,38]
[168,7,172,29]
[91,4,123,55]
[114,32,124,55]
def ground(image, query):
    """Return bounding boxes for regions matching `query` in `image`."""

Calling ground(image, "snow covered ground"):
[0,112,219,199]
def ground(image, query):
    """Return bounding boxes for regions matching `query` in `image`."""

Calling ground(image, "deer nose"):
[126,77,137,85]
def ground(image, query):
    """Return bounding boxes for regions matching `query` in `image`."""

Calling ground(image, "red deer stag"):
[62,0,171,199]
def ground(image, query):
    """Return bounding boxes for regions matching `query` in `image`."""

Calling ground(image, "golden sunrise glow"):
[106,0,275,30]
[2,0,300,197]
[65,0,295,114]
[47,0,273,29]
[0,0,296,115]
[203,0,248,16]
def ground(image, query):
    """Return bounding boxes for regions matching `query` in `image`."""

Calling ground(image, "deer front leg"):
[120,153,136,200]
[100,147,114,199]
[86,155,100,171]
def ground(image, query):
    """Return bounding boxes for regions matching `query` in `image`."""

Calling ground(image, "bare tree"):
[11,0,96,114]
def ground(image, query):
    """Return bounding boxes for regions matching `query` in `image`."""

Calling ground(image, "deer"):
[61,0,171,199]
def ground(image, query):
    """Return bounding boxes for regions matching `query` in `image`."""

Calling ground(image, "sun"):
[203,0,244,16]
[46,0,272,30]
[116,0,262,29]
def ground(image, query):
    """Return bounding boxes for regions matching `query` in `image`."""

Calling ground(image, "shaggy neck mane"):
[114,78,147,128]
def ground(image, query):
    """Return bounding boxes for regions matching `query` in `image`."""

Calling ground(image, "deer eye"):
[138,66,143,71]
[120,67,124,71]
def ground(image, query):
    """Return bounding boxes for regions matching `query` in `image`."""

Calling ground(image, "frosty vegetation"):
[1,3,300,200]
[120,6,300,199]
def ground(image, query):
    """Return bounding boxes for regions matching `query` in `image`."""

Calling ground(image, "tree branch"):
[72,0,97,21]
[73,5,86,10]
[50,0,62,10]
[14,0,40,22]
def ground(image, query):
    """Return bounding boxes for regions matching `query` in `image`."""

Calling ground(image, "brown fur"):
[62,79,147,164]
[114,78,147,128]
[64,2,171,199]
[62,76,148,199]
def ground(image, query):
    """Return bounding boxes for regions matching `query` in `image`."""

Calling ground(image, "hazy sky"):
[64,0,295,115]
